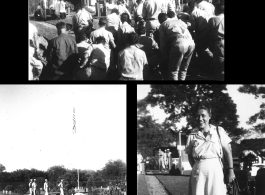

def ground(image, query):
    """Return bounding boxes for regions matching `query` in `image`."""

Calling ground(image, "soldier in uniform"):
[32,179,37,195]
[164,149,169,170]
[166,149,172,170]
[58,179,64,195]
[29,179,33,195]
[158,148,165,172]
[44,179,48,195]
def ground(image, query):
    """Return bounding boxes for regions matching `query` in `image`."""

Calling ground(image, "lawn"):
[137,174,150,195]
[155,175,190,195]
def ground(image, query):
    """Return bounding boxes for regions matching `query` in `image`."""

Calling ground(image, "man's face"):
[197,109,210,130]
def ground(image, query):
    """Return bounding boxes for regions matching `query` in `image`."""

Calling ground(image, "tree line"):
[0,159,126,194]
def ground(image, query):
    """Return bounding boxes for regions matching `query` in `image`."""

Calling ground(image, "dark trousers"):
[213,39,224,80]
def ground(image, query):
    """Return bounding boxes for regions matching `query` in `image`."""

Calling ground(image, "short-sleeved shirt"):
[159,18,192,52]
[32,182,37,188]
[118,22,135,47]
[118,45,148,79]
[90,27,115,50]
[49,33,78,69]
[59,1,66,13]
[72,9,93,31]
[185,125,231,160]
[44,182,48,190]
[106,13,122,31]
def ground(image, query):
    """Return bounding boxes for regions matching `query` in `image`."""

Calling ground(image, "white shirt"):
[37,5,42,10]
[106,13,122,31]
[60,1,66,13]
[44,182,48,190]
[90,27,115,50]
[29,23,38,41]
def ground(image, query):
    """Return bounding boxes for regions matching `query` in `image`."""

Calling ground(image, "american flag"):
[73,107,76,134]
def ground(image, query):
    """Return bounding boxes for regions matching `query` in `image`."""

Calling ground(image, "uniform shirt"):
[29,182,32,188]
[185,125,232,160]
[134,2,144,21]
[118,22,135,47]
[160,0,175,13]
[106,13,122,31]
[159,18,192,52]
[72,9,93,31]
[142,0,162,20]
[49,33,78,69]
[197,1,215,18]
[189,7,210,33]
[90,27,115,50]
[59,1,66,13]
[118,45,148,79]
[29,23,39,49]
[158,150,164,158]
[44,182,48,190]
[106,3,131,19]
[208,14,224,40]
[58,182,63,188]
[137,154,143,164]
[32,182,37,188]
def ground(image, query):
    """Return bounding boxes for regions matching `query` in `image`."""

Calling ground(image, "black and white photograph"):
[29,0,224,80]
[0,85,126,195]
[137,84,265,195]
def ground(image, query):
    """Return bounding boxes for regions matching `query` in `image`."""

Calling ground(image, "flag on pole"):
[73,107,76,134]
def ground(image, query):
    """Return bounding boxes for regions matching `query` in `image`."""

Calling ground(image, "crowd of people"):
[29,0,224,80]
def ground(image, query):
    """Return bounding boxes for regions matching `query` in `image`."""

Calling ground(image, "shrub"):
[16,184,28,195]
[4,185,13,192]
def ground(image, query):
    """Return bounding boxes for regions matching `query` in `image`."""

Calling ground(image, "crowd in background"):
[29,0,224,80]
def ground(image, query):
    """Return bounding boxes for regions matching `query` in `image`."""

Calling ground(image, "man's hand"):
[227,169,236,183]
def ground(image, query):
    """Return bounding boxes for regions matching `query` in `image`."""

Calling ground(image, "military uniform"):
[158,150,165,171]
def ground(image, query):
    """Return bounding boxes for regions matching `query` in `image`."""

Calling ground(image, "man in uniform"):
[44,179,48,195]
[158,148,165,172]
[164,149,168,170]
[29,179,33,195]
[159,13,195,80]
[142,0,167,37]
[72,3,93,43]
[167,149,172,170]
[58,179,64,195]
[32,179,37,195]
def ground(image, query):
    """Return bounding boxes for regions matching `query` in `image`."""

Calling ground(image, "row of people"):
[29,0,224,80]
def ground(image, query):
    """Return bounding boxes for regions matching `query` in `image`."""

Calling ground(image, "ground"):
[29,13,214,80]
[137,171,190,195]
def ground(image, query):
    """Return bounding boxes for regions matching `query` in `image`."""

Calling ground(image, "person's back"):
[106,10,122,31]
[118,13,135,49]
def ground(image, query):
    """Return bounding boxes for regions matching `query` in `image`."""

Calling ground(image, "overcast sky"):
[0,85,126,172]
[137,85,264,129]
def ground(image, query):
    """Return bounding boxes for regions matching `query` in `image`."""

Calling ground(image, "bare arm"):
[222,143,235,183]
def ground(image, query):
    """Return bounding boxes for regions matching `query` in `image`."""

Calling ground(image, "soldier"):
[44,179,48,195]
[164,149,168,170]
[158,148,165,172]
[32,179,37,195]
[166,149,172,170]
[29,179,33,195]
[58,179,64,195]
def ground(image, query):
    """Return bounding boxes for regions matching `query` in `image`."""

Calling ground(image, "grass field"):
[137,174,150,195]
[155,175,190,195]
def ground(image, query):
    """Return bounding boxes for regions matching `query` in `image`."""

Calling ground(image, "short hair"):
[167,11,175,18]
[137,23,146,35]
[111,8,119,15]
[197,103,212,117]
[99,18,107,26]
[95,36,106,44]
[56,22,66,30]
[79,33,87,41]
[120,13,130,23]
[158,13,168,24]
[127,32,138,45]
[188,1,197,10]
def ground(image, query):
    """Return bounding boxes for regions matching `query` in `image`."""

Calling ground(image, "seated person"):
[73,36,110,80]
[118,32,148,80]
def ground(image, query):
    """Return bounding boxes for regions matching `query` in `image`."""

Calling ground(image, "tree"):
[47,165,67,186]
[238,84,265,134]
[0,164,6,172]
[101,160,126,181]
[141,85,240,138]
[17,184,28,195]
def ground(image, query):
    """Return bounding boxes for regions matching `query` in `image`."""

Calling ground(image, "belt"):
[145,18,157,21]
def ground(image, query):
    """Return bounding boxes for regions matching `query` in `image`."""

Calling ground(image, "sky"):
[0,85,126,172]
[137,84,264,129]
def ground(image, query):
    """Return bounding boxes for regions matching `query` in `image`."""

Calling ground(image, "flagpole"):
[73,107,79,192]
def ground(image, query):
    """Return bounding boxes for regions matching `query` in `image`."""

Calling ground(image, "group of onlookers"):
[29,0,224,80]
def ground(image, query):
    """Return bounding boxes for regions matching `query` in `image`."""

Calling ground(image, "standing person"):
[46,22,78,80]
[32,179,37,195]
[159,13,195,80]
[58,179,64,195]
[137,151,143,171]
[239,150,258,171]
[106,0,132,19]
[208,3,224,80]
[59,0,66,19]
[72,3,93,43]
[134,0,144,29]
[118,13,135,50]
[167,149,172,170]
[158,148,165,172]
[185,104,235,195]
[118,32,148,80]
[164,150,169,170]
[106,8,122,45]
[36,3,42,19]
[44,179,48,195]
[142,0,162,37]
[160,0,175,14]
[29,179,33,195]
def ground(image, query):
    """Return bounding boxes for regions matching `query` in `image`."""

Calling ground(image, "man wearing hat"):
[72,3,93,43]
[44,179,48,195]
